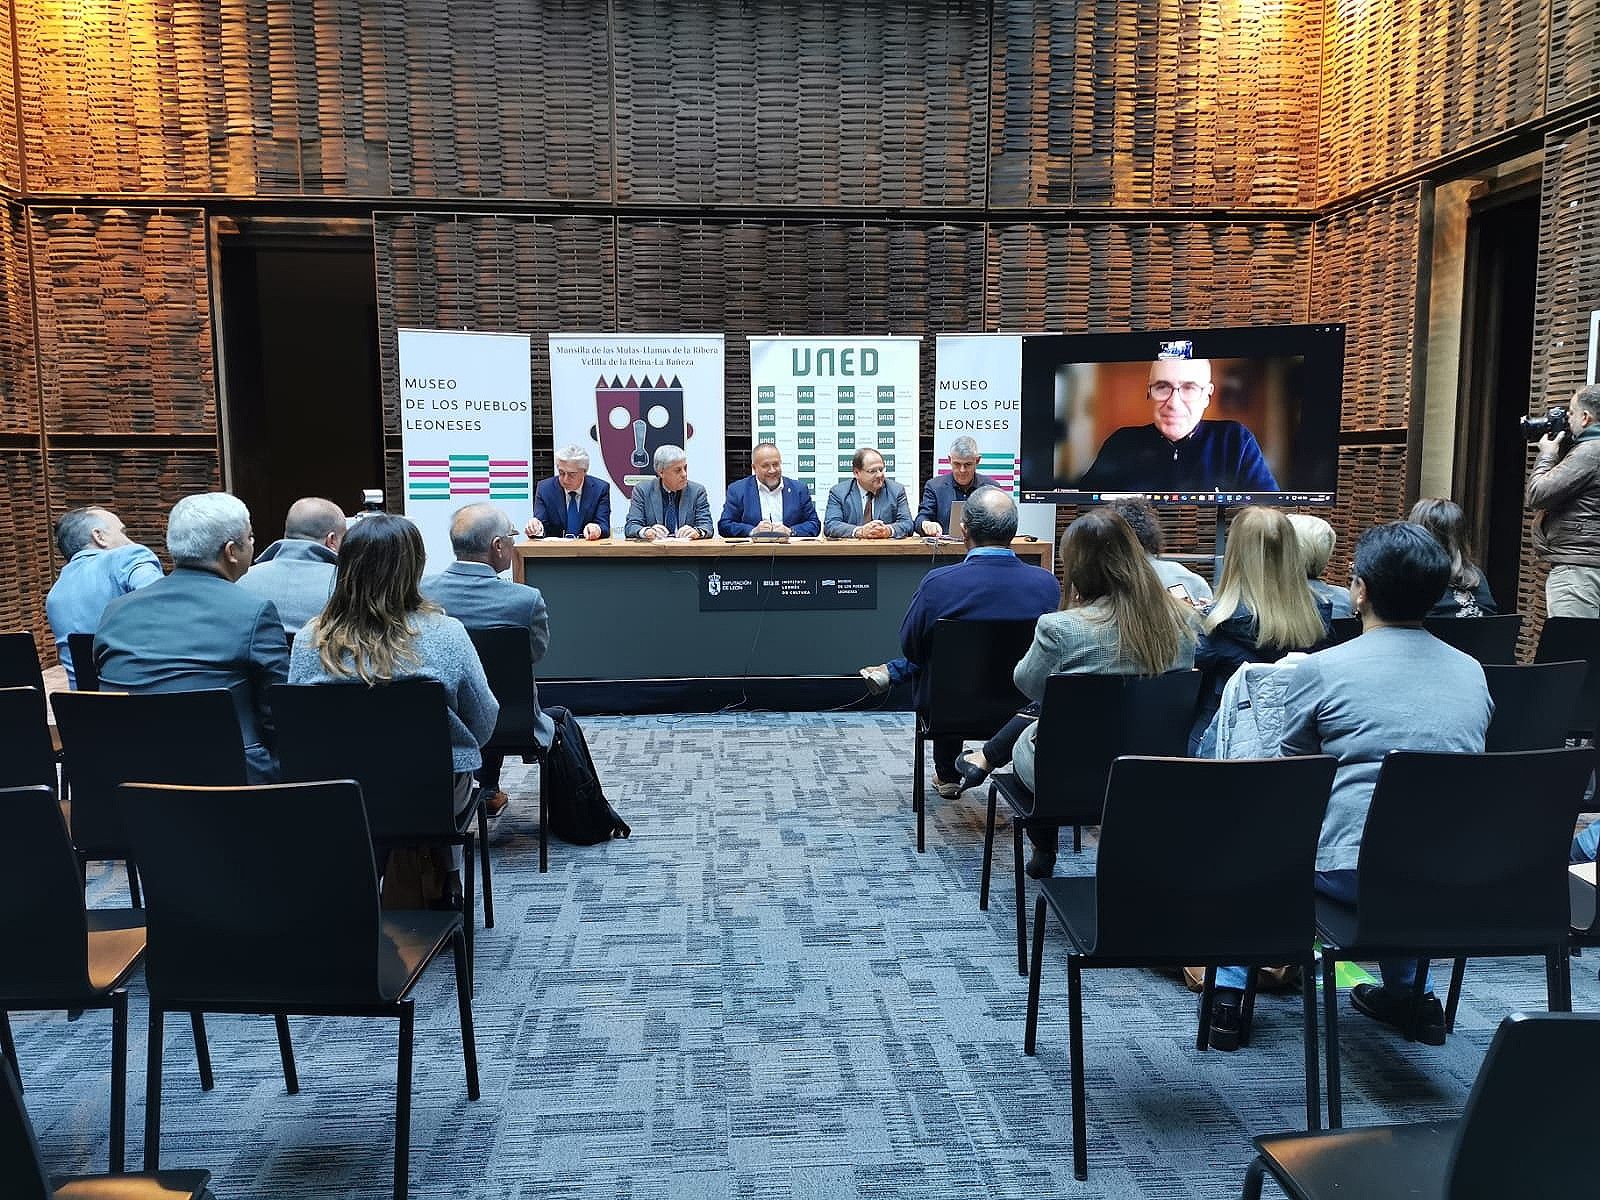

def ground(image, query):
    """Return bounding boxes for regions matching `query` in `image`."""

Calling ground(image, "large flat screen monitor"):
[1019,324,1344,506]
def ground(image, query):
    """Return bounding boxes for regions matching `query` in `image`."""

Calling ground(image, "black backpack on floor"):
[545,707,630,845]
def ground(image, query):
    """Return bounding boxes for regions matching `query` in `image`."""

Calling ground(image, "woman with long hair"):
[288,512,498,903]
[1408,497,1498,618]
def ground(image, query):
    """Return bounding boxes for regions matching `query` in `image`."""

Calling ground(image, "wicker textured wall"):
[1548,0,1600,110]
[0,450,48,642]
[46,450,221,561]
[0,203,34,434]
[0,0,17,193]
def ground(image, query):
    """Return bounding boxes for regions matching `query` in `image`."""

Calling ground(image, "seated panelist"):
[718,442,820,538]
[624,444,713,540]
[525,445,610,540]
[915,436,996,537]
[824,448,915,539]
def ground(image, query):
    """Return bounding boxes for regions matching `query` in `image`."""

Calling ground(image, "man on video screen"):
[1076,357,1279,494]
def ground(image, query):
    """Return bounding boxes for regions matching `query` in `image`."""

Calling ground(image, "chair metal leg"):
[1024,894,1047,1055]
[1322,953,1342,1128]
[979,784,997,911]
[127,861,142,909]
[1302,957,1321,1131]
[275,1013,299,1094]
[477,800,494,929]
[1013,822,1028,976]
[394,1000,414,1200]
[1196,967,1216,1051]
[453,930,480,1101]
[0,1012,17,1088]
[1562,946,1574,1011]
[461,834,477,992]
[914,735,926,853]
[1072,824,1081,854]
[1068,956,1088,1182]
[110,990,127,1172]
[1241,1157,1267,1200]
[912,733,924,813]
[1445,958,1466,1032]
[144,1004,163,1170]
[191,1012,213,1091]
[1240,966,1260,1048]
[1546,949,1570,1013]
[538,763,549,873]
[1405,959,1430,1042]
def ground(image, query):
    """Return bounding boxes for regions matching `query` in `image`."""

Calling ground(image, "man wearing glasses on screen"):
[1076,357,1279,494]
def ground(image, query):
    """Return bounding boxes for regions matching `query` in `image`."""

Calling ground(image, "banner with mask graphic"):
[398,328,533,573]
[934,334,1056,541]
[748,335,922,505]
[548,334,726,530]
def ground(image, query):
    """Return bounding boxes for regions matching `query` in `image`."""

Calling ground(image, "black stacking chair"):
[913,618,1039,853]
[66,633,99,692]
[1328,616,1363,645]
[1482,661,1587,751]
[1421,614,1522,664]
[1317,747,1594,1127]
[0,631,47,694]
[1242,1011,1600,1200]
[51,690,247,907]
[0,785,145,1172]
[122,779,477,1200]
[985,670,1201,974]
[1024,755,1337,1181]
[273,679,488,961]
[2,1057,215,1200]
[467,624,554,877]
[1535,616,1600,738]
[0,689,57,792]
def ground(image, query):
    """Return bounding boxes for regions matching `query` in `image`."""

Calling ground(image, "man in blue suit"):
[824,448,915,539]
[915,436,998,537]
[625,445,713,539]
[718,442,820,538]
[860,486,1060,797]
[525,445,611,540]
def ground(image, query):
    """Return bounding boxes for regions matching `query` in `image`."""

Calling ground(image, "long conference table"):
[513,536,1055,711]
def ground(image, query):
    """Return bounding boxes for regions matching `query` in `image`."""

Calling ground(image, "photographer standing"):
[1528,385,1600,617]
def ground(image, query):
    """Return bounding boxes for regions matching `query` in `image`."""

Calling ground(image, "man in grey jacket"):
[237,497,347,635]
[1527,384,1600,617]
[624,445,713,540]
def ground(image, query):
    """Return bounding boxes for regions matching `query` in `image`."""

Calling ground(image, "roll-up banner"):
[1589,310,1598,385]
[934,334,1056,540]
[748,335,922,503]
[549,334,727,528]
[398,328,533,573]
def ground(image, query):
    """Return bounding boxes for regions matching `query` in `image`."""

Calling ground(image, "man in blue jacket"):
[718,442,820,537]
[915,436,997,536]
[237,496,346,636]
[525,445,611,540]
[46,505,163,687]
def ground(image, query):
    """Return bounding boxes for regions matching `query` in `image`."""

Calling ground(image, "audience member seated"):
[422,502,560,819]
[915,436,996,537]
[824,448,915,539]
[291,512,498,903]
[236,496,347,636]
[1192,506,1332,753]
[526,445,610,540]
[718,442,820,538]
[855,487,1060,796]
[1286,513,1354,619]
[1409,497,1498,617]
[94,492,288,783]
[1109,495,1213,604]
[1204,521,1493,1050]
[962,507,1198,880]
[625,444,713,540]
[46,505,164,688]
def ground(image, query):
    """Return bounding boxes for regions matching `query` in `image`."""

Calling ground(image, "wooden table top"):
[514,536,1051,561]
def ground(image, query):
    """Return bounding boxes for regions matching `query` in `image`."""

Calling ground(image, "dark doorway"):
[1455,182,1540,611]
[217,222,382,546]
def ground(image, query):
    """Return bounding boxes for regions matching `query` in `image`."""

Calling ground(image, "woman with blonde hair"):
[1286,512,1354,618]
[1408,497,1498,618]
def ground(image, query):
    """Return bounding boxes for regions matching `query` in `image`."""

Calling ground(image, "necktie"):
[665,491,680,533]
[565,491,580,537]
[863,491,875,523]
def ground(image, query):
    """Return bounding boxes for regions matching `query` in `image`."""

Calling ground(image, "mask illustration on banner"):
[591,375,695,497]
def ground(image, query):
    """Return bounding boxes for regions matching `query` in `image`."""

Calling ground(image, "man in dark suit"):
[624,444,713,539]
[524,444,611,540]
[859,486,1060,797]
[422,502,558,818]
[94,491,290,783]
[824,447,915,539]
[915,436,997,537]
[718,442,821,538]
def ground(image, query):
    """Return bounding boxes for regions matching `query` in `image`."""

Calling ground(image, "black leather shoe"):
[1024,850,1056,879]
[1350,983,1446,1045]
[956,752,990,793]
[1207,987,1244,1052]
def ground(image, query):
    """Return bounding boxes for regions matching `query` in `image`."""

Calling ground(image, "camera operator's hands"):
[1539,431,1566,458]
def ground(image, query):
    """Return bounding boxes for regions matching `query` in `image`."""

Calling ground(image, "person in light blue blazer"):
[718,443,821,537]
[914,436,997,536]
[824,447,915,539]
[624,445,713,539]
[525,445,611,540]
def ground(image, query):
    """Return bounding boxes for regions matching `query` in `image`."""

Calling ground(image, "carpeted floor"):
[13,712,1595,1197]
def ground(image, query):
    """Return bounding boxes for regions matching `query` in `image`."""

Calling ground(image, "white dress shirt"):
[758,480,784,525]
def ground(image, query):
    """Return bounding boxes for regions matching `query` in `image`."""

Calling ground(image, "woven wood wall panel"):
[1548,0,1600,109]
[1319,0,1546,205]
[14,0,612,199]
[0,203,35,434]
[613,0,986,207]
[1310,184,1424,432]
[46,450,220,567]
[30,208,215,435]
[374,213,617,479]
[989,0,1321,208]
[0,0,18,191]
[0,450,49,644]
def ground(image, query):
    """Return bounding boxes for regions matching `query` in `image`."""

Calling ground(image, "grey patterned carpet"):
[14,713,1595,1197]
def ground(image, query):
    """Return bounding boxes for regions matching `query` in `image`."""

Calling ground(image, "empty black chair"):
[1482,661,1587,751]
[0,785,145,1172]
[1243,1011,1600,1200]
[0,689,57,792]
[0,631,47,694]
[51,690,247,907]
[1421,614,1522,664]
[913,618,1039,853]
[66,632,99,692]
[1328,616,1363,645]
[1535,615,1600,738]
[1024,755,1337,1181]
[467,624,553,878]
[123,779,477,1200]
[1317,747,1595,1126]
[985,670,1202,974]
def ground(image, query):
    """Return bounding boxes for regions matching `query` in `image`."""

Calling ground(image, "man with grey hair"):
[237,497,347,635]
[526,444,610,540]
[915,436,997,537]
[624,444,712,540]
[1528,383,1600,617]
[94,491,289,783]
[858,486,1061,797]
[45,505,163,687]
